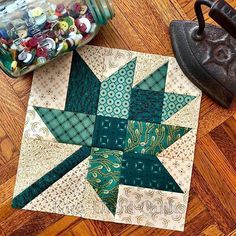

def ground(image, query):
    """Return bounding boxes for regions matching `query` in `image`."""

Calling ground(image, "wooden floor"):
[0,0,236,235]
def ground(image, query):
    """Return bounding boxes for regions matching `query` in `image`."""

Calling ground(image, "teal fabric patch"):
[128,89,165,123]
[120,152,183,193]
[161,93,196,122]
[125,120,191,156]
[92,116,128,151]
[135,62,168,92]
[97,58,137,119]
[12,146,91,209]
[65,51,101,115]
[34,107,96,146]
[87,148,123,215]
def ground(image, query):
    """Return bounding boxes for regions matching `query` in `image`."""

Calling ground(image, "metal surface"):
[170,0,236,108]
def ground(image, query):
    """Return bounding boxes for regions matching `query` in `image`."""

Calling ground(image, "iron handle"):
[195,0,236,39]
[209,0,236,39]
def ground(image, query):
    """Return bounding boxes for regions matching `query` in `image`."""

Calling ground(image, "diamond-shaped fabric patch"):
[134,62,168,92]
[125,120,191,156]
[92,116,128,151]
[34,107,95,146]
[97,58,137,119]
[65,51,101,115]
[120,152,183,193]
[86,148,123,215]
[128,89,165,123]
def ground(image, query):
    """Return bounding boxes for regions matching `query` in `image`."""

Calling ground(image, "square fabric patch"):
[13,46,202,231]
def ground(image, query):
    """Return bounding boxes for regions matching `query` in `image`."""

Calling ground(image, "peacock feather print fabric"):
[13,46,202,231]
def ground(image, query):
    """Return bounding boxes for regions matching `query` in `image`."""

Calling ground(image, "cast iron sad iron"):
[170,0,236,108]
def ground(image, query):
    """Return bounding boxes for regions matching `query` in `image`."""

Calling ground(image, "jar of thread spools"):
[0,0,114,78]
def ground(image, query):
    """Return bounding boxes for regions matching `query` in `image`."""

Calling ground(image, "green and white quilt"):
[13,46,202,231]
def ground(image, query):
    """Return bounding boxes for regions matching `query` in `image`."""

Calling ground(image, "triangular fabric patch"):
[132,54,169,87]
[78,46,108,82]
[86,148,123,215]
[12,146,91,209]
[158,129,196,162]
[24,158,89,216]
[82,180,114,220]
[125,120,192,156]
[13,139,81,197]
[163,96,201,129]
[134,62,168,92]
[97,58,137,119]
[34,107,96,146]
[23,106,57,142]
[161,93,196,123]
[157,156,193,192]
[65,51,101,115]
[120,152,183,193]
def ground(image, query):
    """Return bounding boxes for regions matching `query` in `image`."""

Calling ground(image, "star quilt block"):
[13,46,202,231]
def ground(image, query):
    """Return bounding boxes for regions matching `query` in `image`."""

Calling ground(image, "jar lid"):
[87,0,114,25]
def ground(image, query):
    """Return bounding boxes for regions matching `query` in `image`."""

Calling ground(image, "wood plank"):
[210,117,236,170]
[38,216,81,236]
[202,224,224,236]
[0,156,19,185]
[0,210,62,236]
[66,220,113,236]
[0,72,26,149]
[191,167,236,234]
[0,125,18,168]
[0,176,16,204]
[197,98,236,139]
[6,75,33,107]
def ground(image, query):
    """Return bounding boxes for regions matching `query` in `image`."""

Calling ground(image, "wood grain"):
[0,0,235,235]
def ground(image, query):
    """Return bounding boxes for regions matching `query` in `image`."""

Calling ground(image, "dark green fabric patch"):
[92,116,128,151]
[128,89,165,124]
[12,146,91,209]
[120,152,183,193]
[65,51,101,115]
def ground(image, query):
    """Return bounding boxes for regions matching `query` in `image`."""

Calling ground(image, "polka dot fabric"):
[97,58,137,119]
[161,93,196,122]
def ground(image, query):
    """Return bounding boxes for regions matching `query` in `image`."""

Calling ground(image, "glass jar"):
[0,0,114,78]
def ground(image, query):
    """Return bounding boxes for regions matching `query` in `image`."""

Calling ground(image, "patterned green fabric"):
[161,93,196,122]
[34,107,95,146]
[92,116,128,151]
[97,58,137,119]
[12,146,91,209]
[128,89,165,124]
[86,148,123,215]
[135,62,168,92]
[125,120,191,156]
[120,152,183,193]
[65,51,101,115]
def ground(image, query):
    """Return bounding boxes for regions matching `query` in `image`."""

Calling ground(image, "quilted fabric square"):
[128,89,165,123]
[13,46,202,232]
[92,116,128,151]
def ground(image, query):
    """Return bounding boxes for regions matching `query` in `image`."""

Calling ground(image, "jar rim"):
[87,0,114,25]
